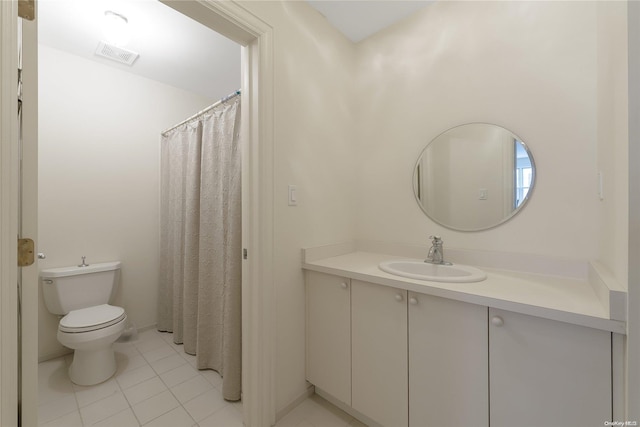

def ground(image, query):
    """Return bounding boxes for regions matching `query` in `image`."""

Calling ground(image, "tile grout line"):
[38,330,240,427]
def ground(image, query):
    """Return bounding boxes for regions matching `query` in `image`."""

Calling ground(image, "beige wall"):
[596,1,629,288]
[239,1,358,411]
[355,1,602,260]
[37,45,215,360]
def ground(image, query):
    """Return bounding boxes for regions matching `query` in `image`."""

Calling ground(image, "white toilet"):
[40,261,127,386]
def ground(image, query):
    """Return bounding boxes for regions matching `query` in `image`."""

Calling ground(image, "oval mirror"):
[413,123,535,231]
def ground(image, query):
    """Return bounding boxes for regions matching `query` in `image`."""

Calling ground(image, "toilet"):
[40,261,127,386]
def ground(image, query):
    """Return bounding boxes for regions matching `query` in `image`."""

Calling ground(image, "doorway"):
[4,1,275,426]
[37,1,242,425]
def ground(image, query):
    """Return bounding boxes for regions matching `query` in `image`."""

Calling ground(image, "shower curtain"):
[157,97,241,401]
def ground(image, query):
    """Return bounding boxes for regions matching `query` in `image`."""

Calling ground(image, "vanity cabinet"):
[305,271,351,405]
[408,292,489,427]
[351,280,408,427]
[305,272,613,427]
[489,308,611,427]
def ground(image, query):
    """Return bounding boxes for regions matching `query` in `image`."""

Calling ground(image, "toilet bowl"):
[57,304,127,385]
[41,261,126,386]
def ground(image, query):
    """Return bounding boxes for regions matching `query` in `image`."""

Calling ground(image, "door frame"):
[628,1,640,420]
[20,12,39,427]
[0,1,20,426]
[2,1,277,426]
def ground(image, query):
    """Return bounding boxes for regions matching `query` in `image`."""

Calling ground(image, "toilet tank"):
[40,261,121,315]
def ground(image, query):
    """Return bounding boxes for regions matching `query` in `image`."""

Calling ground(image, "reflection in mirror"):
[413,123,535,231]
[515,142,533,208]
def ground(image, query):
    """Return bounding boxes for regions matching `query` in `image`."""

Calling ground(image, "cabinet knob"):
[409,297,418,305]
[395,293,403,302]
[491,316,504,327]
[340,282,348,289]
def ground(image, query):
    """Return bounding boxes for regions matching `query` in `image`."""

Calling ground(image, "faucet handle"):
[429,235,442,243]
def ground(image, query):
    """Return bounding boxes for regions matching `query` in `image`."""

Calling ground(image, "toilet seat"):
[59,304,126,333]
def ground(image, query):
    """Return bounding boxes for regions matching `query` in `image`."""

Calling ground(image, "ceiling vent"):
[95,41,139,66]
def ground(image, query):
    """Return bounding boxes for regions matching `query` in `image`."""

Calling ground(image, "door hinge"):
[18,238,35,266]
[243,248,248,260]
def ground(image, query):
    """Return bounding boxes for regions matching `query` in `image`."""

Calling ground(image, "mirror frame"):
[412,123,536,232]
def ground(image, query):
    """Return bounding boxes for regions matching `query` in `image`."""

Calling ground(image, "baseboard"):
[137,323,158,333]
[315,387,382,427]
[38,348,73,363]
[276,383,315,422]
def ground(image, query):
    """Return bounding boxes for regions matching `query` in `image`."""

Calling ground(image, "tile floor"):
[38,329,243,427]
[38,328,361,427]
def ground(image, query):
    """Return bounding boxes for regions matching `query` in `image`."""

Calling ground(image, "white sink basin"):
[378,260,487,283]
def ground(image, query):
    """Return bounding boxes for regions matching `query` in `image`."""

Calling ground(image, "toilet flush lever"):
[78,256,89,267]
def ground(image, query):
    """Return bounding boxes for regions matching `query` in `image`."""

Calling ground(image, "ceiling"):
[38,0,241,101]
[38,1,431,100]
[306,1,432,43]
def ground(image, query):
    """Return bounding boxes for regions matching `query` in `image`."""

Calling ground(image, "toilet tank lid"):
[40,261,121,278]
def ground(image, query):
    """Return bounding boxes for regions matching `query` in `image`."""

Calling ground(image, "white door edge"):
[0,1,20,426]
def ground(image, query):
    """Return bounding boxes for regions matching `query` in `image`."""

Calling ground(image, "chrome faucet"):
[425,236,452,265]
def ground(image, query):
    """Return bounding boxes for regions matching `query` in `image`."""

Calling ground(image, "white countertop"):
[303,251,626,334]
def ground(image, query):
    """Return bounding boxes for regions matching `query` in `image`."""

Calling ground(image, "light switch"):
[479,188,488,200]
[598,172,604,200]
[288,185,298,206]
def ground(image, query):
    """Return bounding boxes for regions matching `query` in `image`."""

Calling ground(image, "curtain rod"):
[161,89,241,136]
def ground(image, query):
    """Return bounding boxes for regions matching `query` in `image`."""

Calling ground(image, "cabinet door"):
[305,271,351,405]
[409,293,488,427]
[489,308,611,427]
[352,280,408,427]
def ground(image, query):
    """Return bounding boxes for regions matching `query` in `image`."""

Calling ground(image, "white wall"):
[239,1,358,411]
[37,45,217,360]
[355,1,601,260]
[596,1,629,288]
